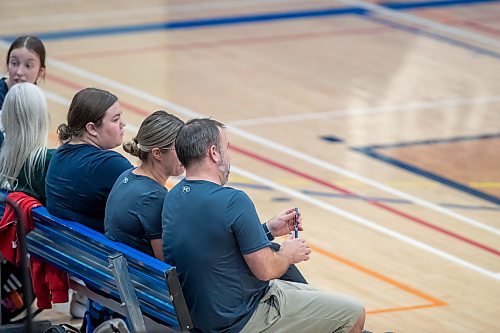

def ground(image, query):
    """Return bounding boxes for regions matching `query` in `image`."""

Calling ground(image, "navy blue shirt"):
[0,78,8,109]
[0,78,8,146]
[162,179,271,333]
[45,143,132,232]
[105,169,166,257]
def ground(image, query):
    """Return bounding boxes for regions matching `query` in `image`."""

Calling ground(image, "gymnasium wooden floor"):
[1,0,499,332]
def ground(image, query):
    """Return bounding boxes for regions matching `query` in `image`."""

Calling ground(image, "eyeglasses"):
[161,147,175,151]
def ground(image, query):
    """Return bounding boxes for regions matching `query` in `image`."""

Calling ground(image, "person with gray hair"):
[104,110,185,259]
[162,118,365,333]
[0,82,51,204]
[0,82,52,325]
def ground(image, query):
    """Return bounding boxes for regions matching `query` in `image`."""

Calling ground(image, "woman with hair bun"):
[45,87,132,233]
[104,110,184,260]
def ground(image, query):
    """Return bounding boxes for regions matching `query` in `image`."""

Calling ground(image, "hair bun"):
[57,123,72,143]
[123,140,140,157]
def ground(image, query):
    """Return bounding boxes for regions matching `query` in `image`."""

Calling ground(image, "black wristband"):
[262,223,274,241]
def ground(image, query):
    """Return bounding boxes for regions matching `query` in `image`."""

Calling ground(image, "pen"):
[294,207,299,238]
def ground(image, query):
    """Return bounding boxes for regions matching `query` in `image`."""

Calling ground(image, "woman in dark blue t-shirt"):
[45,87,132,233]
[104,110,185,259]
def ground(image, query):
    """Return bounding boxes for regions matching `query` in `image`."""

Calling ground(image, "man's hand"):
[266,207,303,238]
[280,234,311,264]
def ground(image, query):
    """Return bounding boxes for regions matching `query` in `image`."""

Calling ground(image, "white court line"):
[42,88,500,281]
[336,0,500,49]
[0,0,309,27]
[0,0,79,8]
[228,96,500,126]
[33,52,499,238]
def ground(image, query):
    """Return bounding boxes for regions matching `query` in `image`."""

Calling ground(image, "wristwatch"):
[262,223,274,241]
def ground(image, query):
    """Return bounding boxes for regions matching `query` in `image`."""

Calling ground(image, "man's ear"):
[85,122,98,137]
[208,145,219,163]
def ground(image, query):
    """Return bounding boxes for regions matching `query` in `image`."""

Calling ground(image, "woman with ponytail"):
[104,110,184,260]
[45,87,132,233]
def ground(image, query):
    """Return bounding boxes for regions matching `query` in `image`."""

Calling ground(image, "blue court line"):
[0,0,498,41]
[365,133,500,150]
[352,134,500,205]
[228,182,499,210]
[0,7,365,42]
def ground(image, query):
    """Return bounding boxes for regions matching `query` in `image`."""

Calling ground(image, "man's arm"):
[243,236,311,281]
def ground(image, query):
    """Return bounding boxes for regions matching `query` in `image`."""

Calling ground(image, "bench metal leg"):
[165,268,193,332]
[108,253,147,333]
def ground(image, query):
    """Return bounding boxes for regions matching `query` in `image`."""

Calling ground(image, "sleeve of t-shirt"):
[138,189,167,240]
[103,152,134,181]
[229,190,271,255]
[96,152,133,194]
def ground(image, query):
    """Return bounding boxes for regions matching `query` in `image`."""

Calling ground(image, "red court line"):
[53,26,390,60]
[45,73,500,258]
[229,145,500,257]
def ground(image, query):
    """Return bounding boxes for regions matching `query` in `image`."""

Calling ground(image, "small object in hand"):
[294,207,299,238]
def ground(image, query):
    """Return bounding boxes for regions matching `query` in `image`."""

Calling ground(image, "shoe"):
[94,318,130,333]
[69,291,87,319]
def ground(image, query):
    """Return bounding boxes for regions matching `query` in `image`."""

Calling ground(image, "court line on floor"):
[353,134,500,206]
[310,244,447,314]
[232,182,500,211]
[0,0,78,8]
[364,14,500,59]
[42,72,500,280]
[43,85,449,314]
[338,0,500,49]
[228,95,500,126]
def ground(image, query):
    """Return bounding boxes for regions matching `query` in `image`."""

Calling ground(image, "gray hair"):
[123,110,184,161]
[0,82,49,191]
[175,118,225,169]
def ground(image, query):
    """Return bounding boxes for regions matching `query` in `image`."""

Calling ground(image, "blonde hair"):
[0,82,49,190]
[123,110,184,161]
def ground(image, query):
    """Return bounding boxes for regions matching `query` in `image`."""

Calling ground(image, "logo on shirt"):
[182,186,190,193]
[123,177,129,184]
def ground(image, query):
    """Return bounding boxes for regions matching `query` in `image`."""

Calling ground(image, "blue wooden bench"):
[26,206,192,333]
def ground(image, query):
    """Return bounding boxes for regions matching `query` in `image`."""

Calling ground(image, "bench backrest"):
[26,206,192,331]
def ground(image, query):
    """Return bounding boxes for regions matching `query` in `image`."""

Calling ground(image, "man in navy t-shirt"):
[162,118,365,333]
